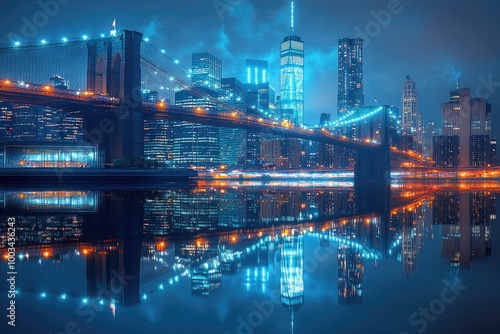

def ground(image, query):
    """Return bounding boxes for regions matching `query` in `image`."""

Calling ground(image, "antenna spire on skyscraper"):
[291,1,295,29]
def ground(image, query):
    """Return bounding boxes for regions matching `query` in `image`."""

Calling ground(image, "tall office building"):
[0,102,13,141]
[280,1,304,126]
[174,88,220,167]
[402,75,423,152]
[220,78,247,166]
[245,59,277,119]
[441,88,493,167]
[402,76,419,134]
[246,59,269,85]
[173,52,223,167]
[191,52,222,91]
[337,38,364,117]
[336,38,364,167]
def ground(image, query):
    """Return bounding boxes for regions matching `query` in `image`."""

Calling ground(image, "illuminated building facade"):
[1,142,98,168]
[260,138,301,169]
[174,88,220,167]
[337,38,364,117]
[433,135,459,168]
[280,1,304,126]
[402,75,423,150]
[192,52,222,91]
[143,92,173,166]
[220,78,247,166]
[245,59,277,119]
[441,88,494,167]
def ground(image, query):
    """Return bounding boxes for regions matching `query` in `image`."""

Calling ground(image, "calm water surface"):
[1,181,499,334]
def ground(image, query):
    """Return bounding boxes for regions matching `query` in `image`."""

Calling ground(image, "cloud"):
[139,16,165,40]
[215,25,232,58]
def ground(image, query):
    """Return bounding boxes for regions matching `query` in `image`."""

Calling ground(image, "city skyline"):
[1,0,498,132]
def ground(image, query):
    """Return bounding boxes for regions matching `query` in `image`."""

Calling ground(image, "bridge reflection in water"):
[0,182,497,333]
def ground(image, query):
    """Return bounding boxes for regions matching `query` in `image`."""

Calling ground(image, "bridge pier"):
[354,147,391,183]
[83,109,142,165]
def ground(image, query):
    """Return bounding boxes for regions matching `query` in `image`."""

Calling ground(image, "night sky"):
[1,0,499,132]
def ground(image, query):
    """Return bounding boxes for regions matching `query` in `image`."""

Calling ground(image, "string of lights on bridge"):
[5,32,397,132]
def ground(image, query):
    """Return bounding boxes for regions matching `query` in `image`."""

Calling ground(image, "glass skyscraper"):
[280,1,304,126]
[173,52,222,167]
[191,52,222,91]
[337,38,364,117]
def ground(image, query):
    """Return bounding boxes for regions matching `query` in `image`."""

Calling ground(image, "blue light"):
[100,34,105,38]
[161,49,166,54]
[174,59,179,64]
[62,37,68,42]
[14,41,20,46]
[159,284,164,290]
[142,294,147,300]
[144,37,149,42]
[82,298,88,304]
[41,39,47,45]
[82,35,88,41]
[40,292,46,298]
[61,294,67,300]
[99,300,104,305]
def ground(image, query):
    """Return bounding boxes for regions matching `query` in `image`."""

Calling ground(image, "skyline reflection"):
[0,182,497,333]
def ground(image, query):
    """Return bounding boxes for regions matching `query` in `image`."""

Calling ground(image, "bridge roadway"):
[0,82,427,165]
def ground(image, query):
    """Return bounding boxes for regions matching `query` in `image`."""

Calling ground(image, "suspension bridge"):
[0,29,428,183]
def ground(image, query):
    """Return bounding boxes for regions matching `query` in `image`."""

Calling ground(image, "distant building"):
[433,135,459,168]
[0,102,83,143]
[402,75,422,149]
[470,135,496,167]
[260,138,301,169]
[174,88,220,167]
[441,88,493,167]
[191,52,222,91]
[172,52,223,168]
[337,38,364,117]
[220,78,247,166]
[423,121,436,159]
[319,113,331,127]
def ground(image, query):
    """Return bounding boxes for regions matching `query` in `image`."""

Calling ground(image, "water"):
[1,181,499,334]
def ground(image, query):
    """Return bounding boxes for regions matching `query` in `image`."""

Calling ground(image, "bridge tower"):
[354,105,391,184]
[85,30,144,164]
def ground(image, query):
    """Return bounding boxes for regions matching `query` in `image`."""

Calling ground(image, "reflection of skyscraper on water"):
[280,233,304,334]
[172,189,219,233]
[434,192,495,268]
[337,243,364,304]
[335,218,364,304]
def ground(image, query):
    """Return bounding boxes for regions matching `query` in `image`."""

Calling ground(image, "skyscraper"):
[191,52,222,91]
[246,59,269,85]
[245,59,277,119]
[173,51,222,167]
[402,75,418,134]
[441,88,493,167]
[337,38,364,117]
[402,75,423,149]
[280,1,304,126]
